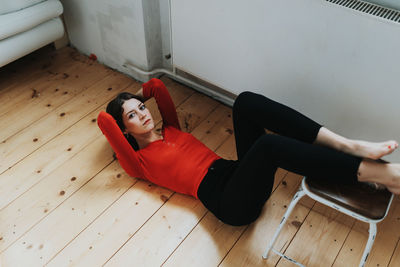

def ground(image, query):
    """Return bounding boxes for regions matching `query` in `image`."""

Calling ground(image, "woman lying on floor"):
[98,78,399,226]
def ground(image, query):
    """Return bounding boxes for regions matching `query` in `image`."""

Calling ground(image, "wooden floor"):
[1,46,400,267]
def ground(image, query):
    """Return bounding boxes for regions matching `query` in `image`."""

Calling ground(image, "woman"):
[98,78,400,226]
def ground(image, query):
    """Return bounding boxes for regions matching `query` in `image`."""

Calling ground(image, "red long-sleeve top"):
[97,78,221,198]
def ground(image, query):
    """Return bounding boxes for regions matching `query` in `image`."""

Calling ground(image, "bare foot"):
[358,160,400,195]
[347,140,398,160]
[387,185,400,195]
[384,163,400,195]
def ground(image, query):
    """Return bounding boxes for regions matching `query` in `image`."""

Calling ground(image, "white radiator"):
[170,0,400,162]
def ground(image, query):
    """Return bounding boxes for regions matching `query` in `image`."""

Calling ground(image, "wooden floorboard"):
[0,46,399,267]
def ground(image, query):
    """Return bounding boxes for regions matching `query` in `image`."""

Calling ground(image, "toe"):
[388,141,398,150]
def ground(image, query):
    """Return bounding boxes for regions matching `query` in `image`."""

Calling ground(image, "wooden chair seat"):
[305,176,392,220]
[263,176,394,267]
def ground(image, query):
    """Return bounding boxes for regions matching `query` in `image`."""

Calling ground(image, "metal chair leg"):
[359,223,377,267]
[263,186,306,259]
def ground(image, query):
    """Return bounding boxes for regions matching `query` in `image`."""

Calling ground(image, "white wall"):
[60,0,171,81]
[171,0,400,162]
[365,0,400,10]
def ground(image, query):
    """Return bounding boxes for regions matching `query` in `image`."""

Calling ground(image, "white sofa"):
[0,0,64,67]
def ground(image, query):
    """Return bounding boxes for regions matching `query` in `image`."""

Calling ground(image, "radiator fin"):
[326,0,400,23]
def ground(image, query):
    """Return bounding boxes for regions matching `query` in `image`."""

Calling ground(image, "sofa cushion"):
[0,17,64,67]
[0,0,63,41]
[0,0,45,15]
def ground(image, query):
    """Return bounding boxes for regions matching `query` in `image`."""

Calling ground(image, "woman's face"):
[121,98,155,136]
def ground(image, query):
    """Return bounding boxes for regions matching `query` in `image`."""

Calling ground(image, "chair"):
[262,176,394,267]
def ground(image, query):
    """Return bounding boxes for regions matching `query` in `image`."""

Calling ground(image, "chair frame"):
[263,176,394,267]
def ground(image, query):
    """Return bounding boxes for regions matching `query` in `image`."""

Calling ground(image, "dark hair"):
[106,92,146,151]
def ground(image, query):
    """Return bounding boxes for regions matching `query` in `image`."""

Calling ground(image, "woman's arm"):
[142,79,181,130]
[97,111,145,178]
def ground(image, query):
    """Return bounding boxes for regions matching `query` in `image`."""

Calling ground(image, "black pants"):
[197,91,363,226]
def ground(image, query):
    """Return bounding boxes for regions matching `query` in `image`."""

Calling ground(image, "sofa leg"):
[54,15,69,49]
